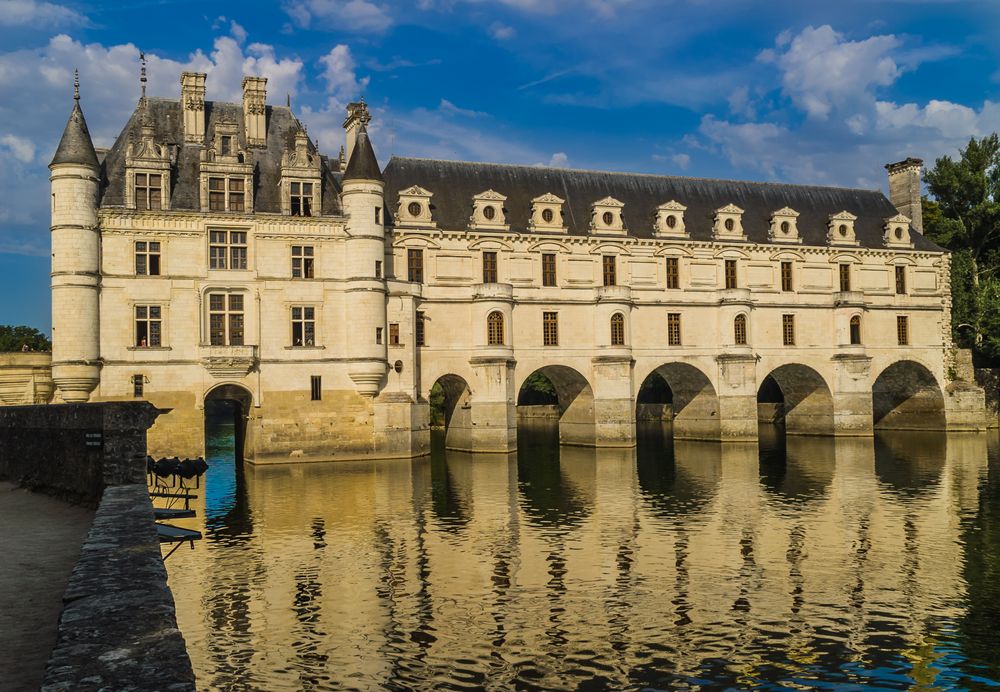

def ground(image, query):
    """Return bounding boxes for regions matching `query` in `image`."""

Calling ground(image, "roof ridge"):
[385,156,882,195]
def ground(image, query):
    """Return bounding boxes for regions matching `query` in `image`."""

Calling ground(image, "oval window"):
[602,211,614,226]
[483,205,496,221]
[724,218,735,231]
[780,221,789,233]
[407,201,422,217]
[666,215,677,229]
[541,208,554,223]
[894,226,903,239]
[839,224,848,237]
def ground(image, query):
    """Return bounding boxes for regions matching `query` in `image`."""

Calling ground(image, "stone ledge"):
[41,485,195,692]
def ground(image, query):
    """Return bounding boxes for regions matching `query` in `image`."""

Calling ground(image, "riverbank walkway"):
[0,481,93,691]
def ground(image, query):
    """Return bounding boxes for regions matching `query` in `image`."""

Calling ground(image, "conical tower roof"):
[343,123,383,182]
[50,79,99,169]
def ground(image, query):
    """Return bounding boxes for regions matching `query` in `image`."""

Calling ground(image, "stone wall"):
[0,401,162,505]
[41,485,196,691]
[975,368,1000,428]
[0,351,53,405]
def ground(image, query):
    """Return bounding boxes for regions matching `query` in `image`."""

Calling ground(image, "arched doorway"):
[429,374,474,451]
[872,360,945,430]
[517,365,596,446]
[757,364,835,436]
[204,383,254,464]
[636,363,719,440]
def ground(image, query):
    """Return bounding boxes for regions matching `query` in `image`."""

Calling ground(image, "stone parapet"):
[0,351,54,404]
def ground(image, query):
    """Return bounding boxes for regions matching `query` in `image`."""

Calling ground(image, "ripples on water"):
[163,420,1000,690]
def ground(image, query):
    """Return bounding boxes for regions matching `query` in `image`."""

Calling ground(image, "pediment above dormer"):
[594,196,625,208]
[529,192,567,233]
[716,203,744,215]
[654,200,689,238]
[533,192,565,205]
[658,200,687,212]
[396,185,436,228]
[828,210,859,246]
[713,203,746,240]
[769,206,802,243]
[884,213,913,248]
[470,189,508,230]
[590,196,626,234]
[772,206,799,218]
[474,189,507,202]
[399,185,433,198]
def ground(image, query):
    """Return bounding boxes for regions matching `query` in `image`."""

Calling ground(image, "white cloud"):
[0,134,35,163]
[761,25,901,120]
[283,0,393,33]
[671,153,690,170]
[0,0,86,27]
[548,152,569,167]
[490,22,516,40]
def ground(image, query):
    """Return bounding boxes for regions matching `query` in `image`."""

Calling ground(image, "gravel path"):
[0,482,93,692]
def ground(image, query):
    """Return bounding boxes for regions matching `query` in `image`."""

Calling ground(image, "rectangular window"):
[389,323,400,346]
[290,181,314,217]
[602,255,617,286]
[135,241,161,276]
[228,178,245,212]
[134,305,162,347]
[782,314,795,346]
[483,251,498,283]
[375,327,383,345]
[208,293,244,346]
[132,374,144,398]
[781,261,793,292]
[667,313,681,346]
[542,253,557,287]
[665,257,679,289]
[220,135,233,157]
[415,311,426,347]
[310,375,322,401]
[407,249,424,283]
[895,265,907,294]
[208,177,226,211]
[897,315,909,345]
[291,306,315,346]
[840,263,851,292]
[209,230,247,270]
[375,260,382,279]
[291,245,315,278]
[725,259,737,289]
[543,311,559,346]
[208,176,247,212]
[134,173,162,211]
[375,207,381,224]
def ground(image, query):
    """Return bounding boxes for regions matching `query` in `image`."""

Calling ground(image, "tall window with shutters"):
[667,313,682,346]
[665,257,679,289]
[839,263,851,292]
[897,315,909,345]
[542,253,557,287]
[415,311,426,347]
[407,249,424,283]
[850,315,862,345]
[895,265,907,294]
[602,255,617,286]
[610,313,625,346]
[782,314,795,346]
[543,312,559,346]
[724,259,737,289]
[780,261,793,292]
[487,311,504,346]
[734,314,747,345]
[483,251,498,283]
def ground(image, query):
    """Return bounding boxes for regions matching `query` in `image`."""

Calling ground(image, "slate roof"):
[343,124,383,182]
[98,97,343,215]
[382,157,942,252]
[51,100,99,169]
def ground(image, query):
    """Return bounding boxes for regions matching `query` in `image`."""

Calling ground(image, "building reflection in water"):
[163,424,1000,689]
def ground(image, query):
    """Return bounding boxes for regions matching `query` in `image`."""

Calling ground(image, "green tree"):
[0,325,51,352]
[923,134,1000,357]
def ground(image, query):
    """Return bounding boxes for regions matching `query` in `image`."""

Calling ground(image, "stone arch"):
[636,362,720,440]
[757,364,835,435]
[204,383,255,463]
[872,360,945,430]
[517,365,596,446]
[429,373,474,450]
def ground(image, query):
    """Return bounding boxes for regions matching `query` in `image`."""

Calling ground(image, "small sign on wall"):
[84,432,103,448]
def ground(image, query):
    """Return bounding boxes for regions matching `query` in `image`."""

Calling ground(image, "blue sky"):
[1,0,998,334]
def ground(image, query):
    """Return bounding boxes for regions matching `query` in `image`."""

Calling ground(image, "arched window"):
[487,311,504,346]
[610,313,625,346]
[850,315,862,345]
[734,314,747,345]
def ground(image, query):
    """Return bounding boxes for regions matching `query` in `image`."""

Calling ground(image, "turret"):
[341,104,388,397]
[49,71,102,402]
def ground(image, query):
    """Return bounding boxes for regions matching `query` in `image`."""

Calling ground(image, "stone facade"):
[0,352,54,405]
[48,71,985,462]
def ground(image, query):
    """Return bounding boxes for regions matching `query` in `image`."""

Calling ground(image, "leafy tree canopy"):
[0,325,51,352]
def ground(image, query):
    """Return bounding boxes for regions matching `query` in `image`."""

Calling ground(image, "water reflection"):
[163,426,1000,690]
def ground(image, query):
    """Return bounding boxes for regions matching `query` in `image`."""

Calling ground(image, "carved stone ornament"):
[654,200,688,237]
[590,196,626,234]
[529,192,567,233]
[713,203,745,239]
[883,213,913,248]
[827,210,859,246]
[470,189,509,230]
[768,206,801,243]
[396,185,435,228]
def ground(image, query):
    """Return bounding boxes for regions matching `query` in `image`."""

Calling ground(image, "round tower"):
[341,106,388,397]
[49,73,101,402]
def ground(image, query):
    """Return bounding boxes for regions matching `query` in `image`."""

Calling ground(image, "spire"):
[343,122,383,182]
[50,70,99,169]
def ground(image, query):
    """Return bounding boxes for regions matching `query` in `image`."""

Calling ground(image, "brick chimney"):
[885,157,923,233]
[242,76,267,148]
[180,72,206,144]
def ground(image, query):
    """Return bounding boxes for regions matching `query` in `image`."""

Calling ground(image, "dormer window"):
[884,213,913,248]
[713,204,745,240]
[529,193,567,233]
[396,186,436,229]
[769,207,801,243]
[220,135,233,157]
[200,121,253,214]
[290,182,313,216]
[208,176,245,212]
[470,190,508,231]
[590,197,625,234]
[125,121,171,211]
[654,201,688,238]
[828,211,858,246]
[134,173,163,211]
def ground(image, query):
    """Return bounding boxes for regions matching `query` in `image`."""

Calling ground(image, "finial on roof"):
[73,69,79,101]
[139,51,147,100]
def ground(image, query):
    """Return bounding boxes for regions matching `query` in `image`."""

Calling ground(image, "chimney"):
[242,76,267,148]
[343,100,371,164]
[885,157,923,233]
[180,72,206,144]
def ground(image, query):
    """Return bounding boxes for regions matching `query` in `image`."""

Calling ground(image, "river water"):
[163,419,1000,690]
